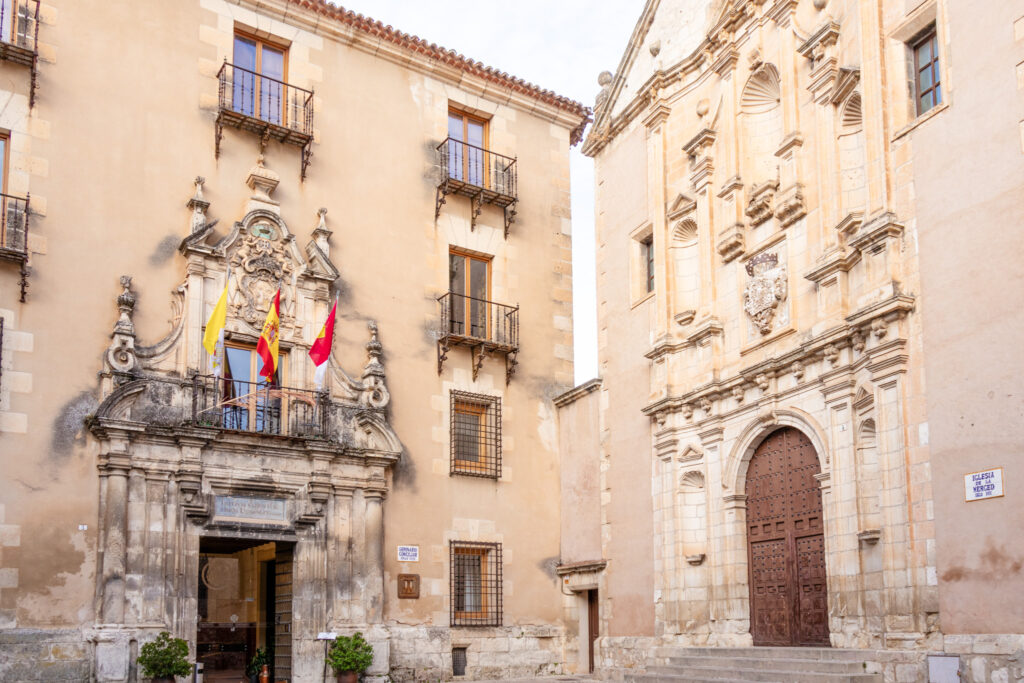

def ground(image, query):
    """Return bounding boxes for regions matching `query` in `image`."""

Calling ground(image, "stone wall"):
[387,624,566,681]
[0,629,91,681]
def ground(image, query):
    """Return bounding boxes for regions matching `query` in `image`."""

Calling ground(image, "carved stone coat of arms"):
[743,252,787,335]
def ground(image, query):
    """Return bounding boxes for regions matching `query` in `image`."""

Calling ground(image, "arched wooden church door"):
[745,427,830,646]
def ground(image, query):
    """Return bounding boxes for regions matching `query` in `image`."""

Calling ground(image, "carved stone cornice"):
[774,183,807,227]
[745,180,779,226]
[711,46,740,77]
[835,211,864,238]
[849,211,904,252]
[640,294,915,418]
[804,246,860,284]
[683,128,717,159]
[717,223,746,262]
[642,102,672,129]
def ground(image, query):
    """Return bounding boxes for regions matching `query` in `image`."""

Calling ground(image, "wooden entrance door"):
[587,589,599,673]
[745,427,829,646]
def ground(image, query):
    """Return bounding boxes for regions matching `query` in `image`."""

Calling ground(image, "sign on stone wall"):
[213,495,288,523]
[397,545,419,562]
[964,468,1004,502]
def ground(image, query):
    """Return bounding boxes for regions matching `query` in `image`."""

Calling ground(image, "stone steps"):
[628,647,888,683]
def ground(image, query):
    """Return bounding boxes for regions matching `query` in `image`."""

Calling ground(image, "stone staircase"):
[627,646,893,683]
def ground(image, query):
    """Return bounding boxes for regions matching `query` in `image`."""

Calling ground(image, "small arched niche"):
[837,92,867,215]
[741,64,783,184]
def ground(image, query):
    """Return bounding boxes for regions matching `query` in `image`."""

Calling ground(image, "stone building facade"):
[0,1,587,681]
[581,0,1023,681]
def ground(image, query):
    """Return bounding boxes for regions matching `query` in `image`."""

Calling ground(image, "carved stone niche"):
[745,180,779,226]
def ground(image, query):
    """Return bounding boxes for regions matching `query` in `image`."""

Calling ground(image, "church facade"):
[581,0,1024,680]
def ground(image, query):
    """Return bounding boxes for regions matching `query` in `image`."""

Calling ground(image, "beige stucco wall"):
[0,0,584,680]
[910,0,1024,637]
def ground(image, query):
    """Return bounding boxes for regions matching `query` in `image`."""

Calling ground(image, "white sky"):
[334,1,645,385]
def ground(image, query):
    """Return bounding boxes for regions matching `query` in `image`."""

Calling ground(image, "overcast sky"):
[335,0,645,385]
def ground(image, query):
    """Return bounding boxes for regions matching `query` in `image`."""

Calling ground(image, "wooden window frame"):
[233,29,290,125]
[448,248,493,340]
[221,342,290,434]
[448,107,490,188]
[911,27,941,116]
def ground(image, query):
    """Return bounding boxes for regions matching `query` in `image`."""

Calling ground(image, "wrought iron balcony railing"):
[0,191,29,301]
[0,0,40,107]
[214,61,315,178]
[435,137,518,236]
[189,374,329,439]
[437,292,519,384]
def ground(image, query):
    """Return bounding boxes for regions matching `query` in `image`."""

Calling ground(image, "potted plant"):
[246,647,271,683]
[326,631,374,683]
[137,631,192,683]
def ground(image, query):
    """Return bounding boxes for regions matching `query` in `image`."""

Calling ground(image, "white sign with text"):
[964,468,1004,502]
[397,545,420,562]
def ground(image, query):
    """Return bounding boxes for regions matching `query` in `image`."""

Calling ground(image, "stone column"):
[99,450,131,625]
[364,490,385,624]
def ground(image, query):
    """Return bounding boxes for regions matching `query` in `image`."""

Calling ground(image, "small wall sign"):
[397,545,419,562]
[397,574,420,599]
[214,495,287,523]
[964,468,1004,502]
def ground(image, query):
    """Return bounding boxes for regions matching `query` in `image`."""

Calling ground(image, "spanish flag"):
[257,289,281,382]
[309,297,337,390]
[203,281,229,376]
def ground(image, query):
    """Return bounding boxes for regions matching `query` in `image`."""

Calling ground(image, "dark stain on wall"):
[391,445,417,492]
[50,390,99,458]
[537,556,561,580]
[940,537,1023,582]
[148,235,181,266]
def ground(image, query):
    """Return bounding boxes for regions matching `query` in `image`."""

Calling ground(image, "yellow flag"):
[203,282,229,355]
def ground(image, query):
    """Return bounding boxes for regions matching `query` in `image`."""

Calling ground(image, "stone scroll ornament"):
[743,252,787,335]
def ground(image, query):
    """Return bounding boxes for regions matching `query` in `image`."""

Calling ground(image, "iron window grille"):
[450,390,501,479]
[452,647,467,676]
[642,235,655,293]
[450,541,502,627]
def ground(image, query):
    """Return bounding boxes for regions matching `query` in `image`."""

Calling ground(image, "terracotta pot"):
[336,671,359,683]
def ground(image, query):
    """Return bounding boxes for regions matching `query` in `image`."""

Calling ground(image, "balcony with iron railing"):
[0,191,30,301]
[214,61,315,178]
[435,137,518,236]
[437,291,519,384]
[189,374,330,439]
[0,0,40,107]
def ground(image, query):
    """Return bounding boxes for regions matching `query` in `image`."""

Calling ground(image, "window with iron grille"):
[450,391,501,478]
[450,541,502,627]
[642,235,654,293]
[451,647,467,676]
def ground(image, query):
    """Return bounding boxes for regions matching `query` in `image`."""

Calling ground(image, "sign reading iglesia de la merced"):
[0,1,1021,682]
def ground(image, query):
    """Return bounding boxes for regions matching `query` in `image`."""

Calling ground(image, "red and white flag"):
[309,297,337,390]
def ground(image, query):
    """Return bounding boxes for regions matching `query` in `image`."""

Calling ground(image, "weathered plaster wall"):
[593,122,657,639]
[911,0,1024,638]
[0,0,583,679]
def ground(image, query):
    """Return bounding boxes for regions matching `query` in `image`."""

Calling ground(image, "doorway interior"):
[198,537,294,682]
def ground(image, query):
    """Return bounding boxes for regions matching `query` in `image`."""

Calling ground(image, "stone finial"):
[246,154,281,206]
[595,70,613,111]
[115,276,136,335]
[360,321,390,409]
[812,0,827,9]
[312,207,332,256]
[649,40,661,57]
[187,176,211,233]
[106,276,138,377]
[696,98,710,119]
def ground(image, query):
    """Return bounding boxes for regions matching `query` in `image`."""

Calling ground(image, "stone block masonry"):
[0,629,91,681]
